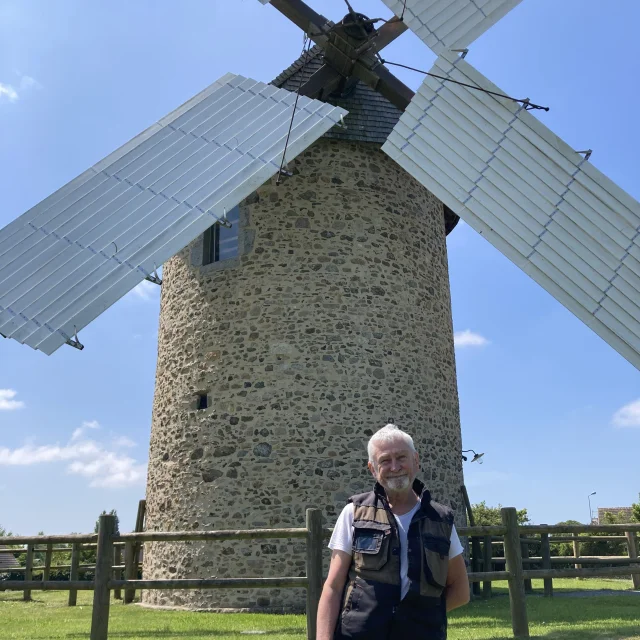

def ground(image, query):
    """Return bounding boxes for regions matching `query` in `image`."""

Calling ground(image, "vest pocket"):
[422,534,450,589]
[353,523,391,571]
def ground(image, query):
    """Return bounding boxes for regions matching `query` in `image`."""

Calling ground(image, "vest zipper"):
[381,496,402,607]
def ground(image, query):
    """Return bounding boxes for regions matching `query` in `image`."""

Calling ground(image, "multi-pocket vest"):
[334,479,454,640]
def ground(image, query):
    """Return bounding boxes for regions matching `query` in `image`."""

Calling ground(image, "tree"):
[469,502,533,565]
[471,501,531,526]
[83,510,121,572]
[552,516,626,565]
[0,524,21,577]
[632,494,640,523]
[94,510,120,534]
[0,524,13,537]
[552,520,583,559]
[0,524,21,555]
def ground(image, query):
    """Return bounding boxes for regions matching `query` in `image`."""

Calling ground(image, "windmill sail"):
[383,51,640,371]
[0,74,347,355]
[381,0,523,55]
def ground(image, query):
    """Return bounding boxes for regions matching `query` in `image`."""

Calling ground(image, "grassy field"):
[0,579,638,639]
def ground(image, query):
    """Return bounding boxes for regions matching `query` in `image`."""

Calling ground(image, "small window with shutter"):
[202,206,240,265]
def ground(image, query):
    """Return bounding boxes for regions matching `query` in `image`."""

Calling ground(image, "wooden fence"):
[1,508,639,640]
[469,527,640,599]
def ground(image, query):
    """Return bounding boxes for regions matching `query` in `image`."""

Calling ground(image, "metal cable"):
[277,35,313,185]
[381,59,549,111]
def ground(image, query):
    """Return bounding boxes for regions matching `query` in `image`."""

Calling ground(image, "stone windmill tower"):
[2,0,639,615]
[141,17,463,611]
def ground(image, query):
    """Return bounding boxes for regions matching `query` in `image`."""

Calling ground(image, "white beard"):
[384,475,411,491]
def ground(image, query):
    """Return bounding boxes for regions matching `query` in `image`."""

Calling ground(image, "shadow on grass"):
[448,626,640,640]
[29,626,640,640]
[449,595,640,639]
[60,631,304,639]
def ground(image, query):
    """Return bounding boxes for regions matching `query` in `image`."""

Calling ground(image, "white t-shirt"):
[329,502,464,600]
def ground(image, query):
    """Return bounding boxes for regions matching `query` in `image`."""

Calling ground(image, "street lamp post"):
[588,491,596,524]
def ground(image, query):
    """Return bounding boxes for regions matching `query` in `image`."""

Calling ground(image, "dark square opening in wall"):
[197,394,208,410]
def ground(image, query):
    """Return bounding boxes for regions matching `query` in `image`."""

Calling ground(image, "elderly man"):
[317,424,469,639]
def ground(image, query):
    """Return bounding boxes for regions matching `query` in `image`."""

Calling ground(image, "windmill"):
[1,0,639,612]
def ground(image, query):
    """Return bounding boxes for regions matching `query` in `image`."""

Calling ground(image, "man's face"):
[368,439,419,494]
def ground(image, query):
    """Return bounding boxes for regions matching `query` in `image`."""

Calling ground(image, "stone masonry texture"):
[142,138,465,611]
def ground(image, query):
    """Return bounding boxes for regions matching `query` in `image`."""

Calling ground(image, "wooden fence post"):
[471,536,482,596]
[124,541,135,604]
[501,508,529,639]
[90,514,116,640]
[540,532,553,597]
[625,531,640,589]
[482,535,492,599]
[113,546,122,600]
[68,543,80,606]
[461,485,481,596]
[520,537,533,594]
[43,543,53,582]
[129,499,146,604]
[306,508,323,640]
[573,538,582,579]
[23,544,34,601]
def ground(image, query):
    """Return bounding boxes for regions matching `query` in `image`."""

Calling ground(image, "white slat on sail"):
[0,73,346,354]
[383,51,640,371]
[381,0,523,55]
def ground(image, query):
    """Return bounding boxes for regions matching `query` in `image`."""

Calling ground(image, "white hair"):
[367,424,416,462]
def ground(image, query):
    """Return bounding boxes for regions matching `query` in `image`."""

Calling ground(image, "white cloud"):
[0,440,101,465]
[0,74,40,103]
[454,330,489,348]
[612,399,640,428]
[68,452,146,489]
[113,435,136,448]
[0,423,146,489]
[0,83,18,102]
[70,419,100,441]
[0,389,24,411]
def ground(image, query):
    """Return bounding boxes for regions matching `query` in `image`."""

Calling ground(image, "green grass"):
[0,579,638,639]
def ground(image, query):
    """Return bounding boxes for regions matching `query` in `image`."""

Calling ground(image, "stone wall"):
[142,138,464,611]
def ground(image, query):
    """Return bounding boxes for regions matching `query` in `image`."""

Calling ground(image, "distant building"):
[597,507,634,524]
[0,546,20,572]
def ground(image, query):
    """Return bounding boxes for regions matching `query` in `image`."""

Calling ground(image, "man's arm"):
[317,549,351,640]
[445,554,470,611]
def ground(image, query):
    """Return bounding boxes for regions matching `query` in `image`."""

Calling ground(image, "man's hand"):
[445,554,470,611]
[317,549,351,640]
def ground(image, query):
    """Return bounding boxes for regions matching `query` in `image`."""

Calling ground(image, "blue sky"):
[1,0,638,535]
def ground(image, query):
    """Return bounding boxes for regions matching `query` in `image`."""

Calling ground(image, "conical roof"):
[272,46,460,234]
[272,46,402,146]
[0,546,20,572]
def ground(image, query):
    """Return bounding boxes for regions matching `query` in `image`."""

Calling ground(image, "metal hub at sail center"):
[341,12,375,39]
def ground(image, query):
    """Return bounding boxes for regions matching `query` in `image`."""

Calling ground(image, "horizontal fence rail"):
[520,524,640,534]
[115,528,308,542]
[0,580,94,591]
[2,509,640,640]
[0,543,124,553]
[0,535,97,545]
[521,566,640,580]
[110,578,309,590]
